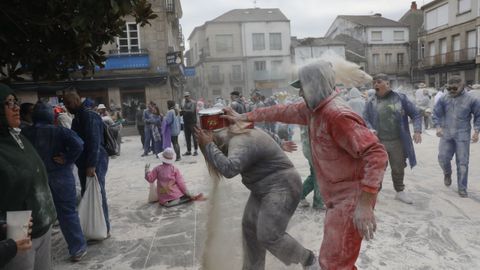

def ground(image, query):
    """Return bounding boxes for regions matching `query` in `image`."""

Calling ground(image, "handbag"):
[78,175,108,240]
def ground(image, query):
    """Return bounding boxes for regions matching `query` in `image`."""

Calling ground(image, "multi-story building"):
[418,0,479,87]
[186,8,292,102]
[399,1,425,84]
[290,37,346,70]
[13,0,184,123]
[326,14,411,88]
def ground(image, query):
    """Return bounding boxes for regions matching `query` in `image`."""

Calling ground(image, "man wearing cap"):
[180,92,198,156]
[433,75,480,197]
[230,90,247,114]
[223,60,388,270]
[364,73,422,205]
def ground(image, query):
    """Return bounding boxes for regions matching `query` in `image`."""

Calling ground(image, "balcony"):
[368,64,409,75]
[253,70,286,81]
[422,48,477,68]
[99,49,150,70]
[208,73,224,84]
[230,72,244,83]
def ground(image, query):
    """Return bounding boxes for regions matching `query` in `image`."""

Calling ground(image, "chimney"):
[411,1,417,10]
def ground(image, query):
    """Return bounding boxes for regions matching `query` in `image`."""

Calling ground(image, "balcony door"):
[467,30,476,59]
[440,39,447,64]
[452,35,460,62]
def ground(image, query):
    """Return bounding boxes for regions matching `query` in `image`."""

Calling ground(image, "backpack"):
[103,122,119,156]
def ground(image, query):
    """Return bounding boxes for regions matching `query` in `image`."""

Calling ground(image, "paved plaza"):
[52,127,480,270]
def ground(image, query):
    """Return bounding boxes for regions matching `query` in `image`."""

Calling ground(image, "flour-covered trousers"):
[438,137,470,191]
[241,189,311,270]
[318,183,376,270]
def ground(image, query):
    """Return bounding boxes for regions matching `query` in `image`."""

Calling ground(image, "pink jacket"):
[246,94,387,204]
[145,164,188,204]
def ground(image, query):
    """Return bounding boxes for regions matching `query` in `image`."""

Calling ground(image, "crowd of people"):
[1,56,480,270]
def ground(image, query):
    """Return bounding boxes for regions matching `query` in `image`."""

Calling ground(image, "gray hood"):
[298,60,336,110]
[348,87,362,99]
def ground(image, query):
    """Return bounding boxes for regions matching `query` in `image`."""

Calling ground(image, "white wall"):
[367,27,410,44]
[243,22,291,57]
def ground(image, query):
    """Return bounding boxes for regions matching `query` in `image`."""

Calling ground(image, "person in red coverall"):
[223,60,388,270]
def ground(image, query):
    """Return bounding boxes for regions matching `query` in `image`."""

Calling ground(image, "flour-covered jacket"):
[363,90,422,168]
[203,129,300,194]
[432,90,480,140]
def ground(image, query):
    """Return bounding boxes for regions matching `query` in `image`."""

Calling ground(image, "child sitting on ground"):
[145,147,203,207]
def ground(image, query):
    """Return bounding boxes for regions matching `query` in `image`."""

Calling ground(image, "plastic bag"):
[78,175,108,240]
[148,183,158,203]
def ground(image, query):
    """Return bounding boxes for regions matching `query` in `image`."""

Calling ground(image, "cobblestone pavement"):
[52,127,480,269]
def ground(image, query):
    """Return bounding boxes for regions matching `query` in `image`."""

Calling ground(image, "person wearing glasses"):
[0,83,57,270]
[432,75,480,198]
[363,73,422,205]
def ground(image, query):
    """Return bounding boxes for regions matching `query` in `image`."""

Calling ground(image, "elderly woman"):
[195,124,319,270]
[0,83,56,270]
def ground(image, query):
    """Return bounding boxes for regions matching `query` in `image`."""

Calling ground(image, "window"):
[467,30,476,58]
[394,31,405,41]
[117,22,140,53]
[419,42,425,59]
[458,0,471,14]
[215,34,233,53]
[385,53,392,65]
[440,39,447,63]
[372,54,379,66]
[211,65,221,81]
[397,53,404,68]
[269,33,282,50]
[271,60,282,73]
[426,4,449,30]
[232,65,242,81]
[371,31,382,41]
[212,89,222,96]
[254,61,266,71]
[252,33,265,50]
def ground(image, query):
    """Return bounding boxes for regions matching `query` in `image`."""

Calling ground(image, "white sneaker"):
[303,255,320,270]
[299,199,310,208]
[395,191,413,204]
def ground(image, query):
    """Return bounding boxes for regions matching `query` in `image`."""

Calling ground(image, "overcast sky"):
[180,0,428,48]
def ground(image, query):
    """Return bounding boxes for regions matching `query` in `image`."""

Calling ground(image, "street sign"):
[184,66,196,77]
[166,51,182,66]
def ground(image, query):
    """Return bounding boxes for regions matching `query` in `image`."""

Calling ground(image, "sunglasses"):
[447,87,458,91]
[4,100,20,109]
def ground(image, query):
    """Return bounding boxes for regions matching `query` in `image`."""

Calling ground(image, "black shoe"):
[193,151,198,156]
[458,189,468,198]
[444,174,452,187]
[175,157,181,161]
[183,152,192,156]
[141,153,148,157]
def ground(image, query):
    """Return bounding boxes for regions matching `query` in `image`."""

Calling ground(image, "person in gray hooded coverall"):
[433,75,480,197]
[196,126,319,270]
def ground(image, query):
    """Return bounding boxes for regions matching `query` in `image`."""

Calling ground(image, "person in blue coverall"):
[63,92,111,236]
[433,75,480,197]
[22,101,87,261]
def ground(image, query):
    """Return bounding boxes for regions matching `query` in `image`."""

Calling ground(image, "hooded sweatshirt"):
[22,102,84,175]
[0,84,56,239]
